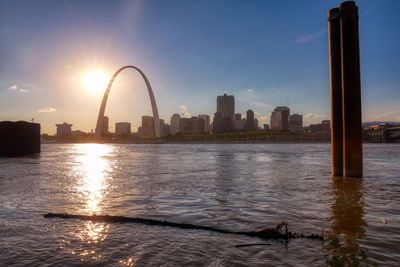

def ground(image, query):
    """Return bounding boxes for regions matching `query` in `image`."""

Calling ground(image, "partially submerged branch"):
[44,213,323,241]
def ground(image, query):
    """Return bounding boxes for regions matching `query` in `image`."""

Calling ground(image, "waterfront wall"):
[0,121,40,156]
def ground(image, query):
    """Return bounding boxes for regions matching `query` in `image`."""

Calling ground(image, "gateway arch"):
[94,65,160,139]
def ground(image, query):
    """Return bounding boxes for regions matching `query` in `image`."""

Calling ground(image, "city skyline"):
[1,0,399,134]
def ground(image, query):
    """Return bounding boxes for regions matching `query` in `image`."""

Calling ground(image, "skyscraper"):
[213,94,235,132]
[270,106,290,131]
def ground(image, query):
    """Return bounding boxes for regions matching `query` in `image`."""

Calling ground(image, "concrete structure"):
[198,115,210,133]
[213,94,235,132]
[289,114,303,132]
[138,116,154,137]
[245,109,256,131]
[363,124,400,143]
[95,65,160,139]
[102,116,109,134]
[170,113,181,135]
[0,121,40,156]
[56,122,72,136]
[270,106,290,131]
[115,122,131,135]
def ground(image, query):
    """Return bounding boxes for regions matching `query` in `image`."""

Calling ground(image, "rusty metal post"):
[340,1,363,177]
[328,7,343,176]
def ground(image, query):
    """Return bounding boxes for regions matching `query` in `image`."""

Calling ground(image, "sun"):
[82,71,109,93]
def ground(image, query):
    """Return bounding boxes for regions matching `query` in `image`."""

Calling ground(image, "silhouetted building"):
[270,106,290,131]
[56,122,72,136]
[234,113,241,121]
[115,122,131,135]
[245,109,256,131]
[213,94,235,132]
[179,117,205,134]
[198,115,210,133]
[163,124,171,136]
[170,113,180,135]
[322,120,331,134]
[159,119,165,137]
[71,130,87,136]
[235,119,246,131]
[289,114,303,132]
[138,116,154,137]
[102,116,109,134]
[264,124,270,130]
[179,118,192,133]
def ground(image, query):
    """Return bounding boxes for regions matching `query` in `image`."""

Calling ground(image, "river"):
[0,143,399,266]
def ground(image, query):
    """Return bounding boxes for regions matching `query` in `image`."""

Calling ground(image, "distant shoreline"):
[40,140,398,145]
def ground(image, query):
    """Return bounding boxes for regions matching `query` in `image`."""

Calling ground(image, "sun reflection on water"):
[67,144,114,262]
[72,143,113,214]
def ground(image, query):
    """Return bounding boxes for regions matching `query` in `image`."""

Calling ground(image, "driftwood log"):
[44,213,323,241]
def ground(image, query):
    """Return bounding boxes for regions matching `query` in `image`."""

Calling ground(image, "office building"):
[179,117,205,134]
[213,94,235,132]
[138,116,154,137]
[245,109,256,131]
[270,106,290,131]
[198,115,210,133]
[170,113,181,135]
[289,114,303,132]
[56,122,72,136]
[115,122,131,135]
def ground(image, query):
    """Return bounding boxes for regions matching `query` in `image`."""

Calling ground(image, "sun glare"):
[82,71,109,93]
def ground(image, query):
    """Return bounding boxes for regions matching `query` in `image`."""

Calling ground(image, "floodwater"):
[0,143,399,266]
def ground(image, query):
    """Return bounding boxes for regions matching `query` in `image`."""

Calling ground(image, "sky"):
[0,0,399,134]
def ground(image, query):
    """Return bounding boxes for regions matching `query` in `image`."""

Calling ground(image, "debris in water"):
[44,213,323,241]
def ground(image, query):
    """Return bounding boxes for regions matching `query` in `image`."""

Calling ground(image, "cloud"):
[7,84,29,93]
[256,114,271,125]
[37,107,56,113]
[296,28,327,44]
[362,0,391,17]
[304,113,322,119]
[179,105,191,118]
[236,88,274,111]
